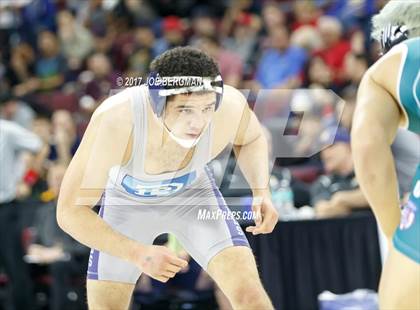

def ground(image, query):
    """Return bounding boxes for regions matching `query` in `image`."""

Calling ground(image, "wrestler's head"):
[148,47,222,148]
[371,1,420,53]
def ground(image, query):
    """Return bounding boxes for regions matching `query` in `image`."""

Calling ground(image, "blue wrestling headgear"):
[146,72,224,117]
[380,24,409,54]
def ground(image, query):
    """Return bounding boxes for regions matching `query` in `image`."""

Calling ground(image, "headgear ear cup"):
[380,24,409,54]
[212,75,224,111]
[146,71,167,117]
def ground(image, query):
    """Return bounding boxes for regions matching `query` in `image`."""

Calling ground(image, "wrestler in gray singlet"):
[87,85,249,284]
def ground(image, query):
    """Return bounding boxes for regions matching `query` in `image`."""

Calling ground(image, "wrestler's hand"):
[246,194,279,235]
[137,245,188,282]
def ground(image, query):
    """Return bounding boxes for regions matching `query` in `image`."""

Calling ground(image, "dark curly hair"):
[149,46,220,80]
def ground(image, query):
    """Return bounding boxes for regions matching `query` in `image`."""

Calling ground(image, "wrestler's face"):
[163,92,216,140]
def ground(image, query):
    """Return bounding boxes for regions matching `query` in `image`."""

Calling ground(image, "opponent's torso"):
[107,85,213,201]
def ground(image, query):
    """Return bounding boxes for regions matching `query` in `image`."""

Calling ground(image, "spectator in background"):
[196,35,243,88]
[0,119,43,310]
[343,52,368,86]
[291,0,320,31]
[132,23,165,58]
[305,56,333,89]
[31,113,52,148]
[108,18,135,73]
[76,52,118,134]
[117,0,157,26]
[17,0,57,45]
[74,0,109,37]
[0,1,23,47]
[81,53,118,106]
[49,110,81,166]
[30,113,53,191]
[0,93,35,129]
[255,26,307,89]
[125,24,164,78]
[219,0,253,38]
[315,16,351,86]
[350,30,366,55]
[35,30,67,90]
[257,2,286,51]
[0,50,7,94]
[27,163,89,310]
[56,10,93,73]
[189,8,218,46]
[158,16,186,50]
[82,0,117,55]
[322,0,376,33]
[261,2,286,35]
[14,30,66,96]
[223,12,260,77]
[311,126,368,218]
[7,42,36,89]
[290,25,323,53]
[9,107,53,203]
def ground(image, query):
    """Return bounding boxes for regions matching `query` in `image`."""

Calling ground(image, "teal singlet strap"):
[399,38,420,133]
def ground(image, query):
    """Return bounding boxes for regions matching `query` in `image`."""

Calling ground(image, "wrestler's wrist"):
[125,240,147,263]
[252,188,271,198]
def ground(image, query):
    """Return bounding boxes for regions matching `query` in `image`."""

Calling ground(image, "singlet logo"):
[121,171,196,198]
[400,200,417,230]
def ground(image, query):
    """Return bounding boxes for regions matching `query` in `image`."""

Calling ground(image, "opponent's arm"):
[351,71,401,240]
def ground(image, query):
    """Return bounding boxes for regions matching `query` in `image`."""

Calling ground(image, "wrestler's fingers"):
[161,271,176,279]
[168,255,188,269]
[165,263,182,273]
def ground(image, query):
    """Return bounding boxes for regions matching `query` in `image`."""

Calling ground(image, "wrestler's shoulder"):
[368,43,406,83]
[219,85,248,114]
[91,88,133,124]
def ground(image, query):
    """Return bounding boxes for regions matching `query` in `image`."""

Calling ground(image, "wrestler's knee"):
[86,279,134,310]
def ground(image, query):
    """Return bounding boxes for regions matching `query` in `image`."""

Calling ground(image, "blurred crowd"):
[1,0,417,309]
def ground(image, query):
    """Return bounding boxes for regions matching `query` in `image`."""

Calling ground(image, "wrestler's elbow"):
[56,181,82,234]
[56,192,73,233]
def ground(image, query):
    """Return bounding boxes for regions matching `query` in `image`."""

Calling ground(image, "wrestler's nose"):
[188,113,206,131]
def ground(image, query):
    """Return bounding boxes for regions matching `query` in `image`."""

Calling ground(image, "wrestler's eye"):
[179,108,194,114]
[203,106,214,113]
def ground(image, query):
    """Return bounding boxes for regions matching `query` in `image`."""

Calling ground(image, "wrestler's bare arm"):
[212,86,277,233]
[211,86,269,194]
[231,89,270,196]
[56,96,143,262]
[351,56,403,239]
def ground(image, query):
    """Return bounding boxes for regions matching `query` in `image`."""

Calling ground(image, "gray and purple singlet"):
[87,85,250,283]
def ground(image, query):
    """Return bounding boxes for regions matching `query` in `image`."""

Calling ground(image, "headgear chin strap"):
[380,24,409,54]
[146,72,224,118]
[164,125,201,148]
